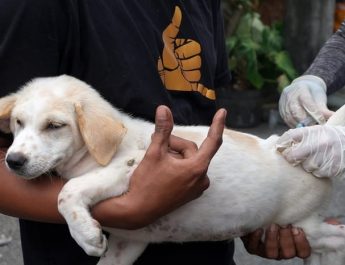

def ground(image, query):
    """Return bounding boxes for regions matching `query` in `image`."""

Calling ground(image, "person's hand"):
[123,105,226,228]
[241,224,311,260]
[279,75,334,128]
[276,125,345,178]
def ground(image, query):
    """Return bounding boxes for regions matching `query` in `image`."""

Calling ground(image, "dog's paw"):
[70,220,108,257]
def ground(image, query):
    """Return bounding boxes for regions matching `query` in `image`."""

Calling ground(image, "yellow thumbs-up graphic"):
[158,6,216,100]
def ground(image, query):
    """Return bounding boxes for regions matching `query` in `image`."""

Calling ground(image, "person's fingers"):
[168,135,198,158]
[295,86,323,124]
[280,88,303,128]
[264,224,280,259]
[197,109,226,162]
[303,105,327,125]
[278,226,296,259]
[241,229,264,256]
[321,108,335,121]
[291,228,311,258]
[281,144,312,166]
[149,105,174,155]
[276,128,305,153]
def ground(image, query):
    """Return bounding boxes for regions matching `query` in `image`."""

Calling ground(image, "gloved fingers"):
[278,125,345,178]
[280,144,311,166]
[279,86,300,128]
[296,117,317,128]
[297,87,325,125]
[276,128,306,151]
[285,100,308,128]
[300,155,323,174]
[276,127,317,166]
[319,107,335,122]
[310,157,341,178]
[312,144,344,178]
[280,85,320,128]
[303,103,333,125]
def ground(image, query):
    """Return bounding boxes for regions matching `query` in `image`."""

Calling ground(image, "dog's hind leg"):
[297,216,345,264]
[97,237,147,265]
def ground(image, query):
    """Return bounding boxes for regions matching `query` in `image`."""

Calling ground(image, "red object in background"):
[335,1,345,31]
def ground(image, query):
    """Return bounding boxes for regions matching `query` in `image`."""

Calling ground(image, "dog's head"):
[0,75,126,179]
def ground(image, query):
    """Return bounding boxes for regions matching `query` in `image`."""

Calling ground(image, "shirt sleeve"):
[304,20,345,94]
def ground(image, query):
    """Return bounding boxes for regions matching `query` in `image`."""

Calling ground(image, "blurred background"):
[1,1,345,264]
[217,0,345,129]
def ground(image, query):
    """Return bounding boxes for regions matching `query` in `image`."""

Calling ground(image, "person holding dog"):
[0,0,310,264]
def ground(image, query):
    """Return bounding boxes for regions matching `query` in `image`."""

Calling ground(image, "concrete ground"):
[1,120,345,265]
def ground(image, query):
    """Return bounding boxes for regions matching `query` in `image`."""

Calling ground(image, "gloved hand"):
[276,125,345,178]
[279,75,334,128]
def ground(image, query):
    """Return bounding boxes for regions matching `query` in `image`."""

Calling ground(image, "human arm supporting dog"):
[0,106,225,229]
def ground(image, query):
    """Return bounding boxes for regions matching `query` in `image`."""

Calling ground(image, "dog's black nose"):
[6,152,28,169]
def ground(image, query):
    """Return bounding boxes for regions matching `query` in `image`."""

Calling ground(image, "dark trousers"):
[20,219,235,265]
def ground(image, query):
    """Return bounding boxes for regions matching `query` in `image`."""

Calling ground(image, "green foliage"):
[226,10,297,92]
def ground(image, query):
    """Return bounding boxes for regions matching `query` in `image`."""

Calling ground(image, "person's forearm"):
[0,148,141,228]
[0,150,66,223]
[305,21,345,93]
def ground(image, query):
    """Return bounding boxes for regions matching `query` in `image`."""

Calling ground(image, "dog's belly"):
[105,135,332,243]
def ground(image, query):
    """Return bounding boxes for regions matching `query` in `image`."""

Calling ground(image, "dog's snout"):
[6,152,28,169]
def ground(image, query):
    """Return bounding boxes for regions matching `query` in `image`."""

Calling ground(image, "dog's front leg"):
[58,162,135,257]
[97,236,147,265]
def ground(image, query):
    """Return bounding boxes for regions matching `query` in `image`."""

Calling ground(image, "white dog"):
[0,75,345,265]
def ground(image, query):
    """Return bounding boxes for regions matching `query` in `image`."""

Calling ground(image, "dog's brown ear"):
[0,95,16,133]
[75,103,127,166]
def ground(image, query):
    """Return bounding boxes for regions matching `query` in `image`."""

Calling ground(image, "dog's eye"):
[46,122,66,130]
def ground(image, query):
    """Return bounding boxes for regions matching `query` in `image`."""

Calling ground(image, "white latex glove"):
[279,75,334,128]
[276,125,345,178]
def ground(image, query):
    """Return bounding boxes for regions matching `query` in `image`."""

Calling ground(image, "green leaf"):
[274,51,298,79]
[277,74,291,93]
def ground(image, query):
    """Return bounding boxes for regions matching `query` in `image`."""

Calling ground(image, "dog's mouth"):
[6,157,63,180]
[9,168,42,180]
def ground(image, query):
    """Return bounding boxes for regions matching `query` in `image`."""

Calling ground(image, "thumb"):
[163,6,182,46]
[319,105,334,123]
[150,105,174,152]
[161,6,182,70]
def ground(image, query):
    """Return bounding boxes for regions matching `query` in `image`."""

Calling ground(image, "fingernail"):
[157,105,168,119]
[270,224,278,232]
[292,227,300,236]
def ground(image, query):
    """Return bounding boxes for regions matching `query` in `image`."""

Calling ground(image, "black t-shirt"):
[0,0,231,125]
[1,0,234,264]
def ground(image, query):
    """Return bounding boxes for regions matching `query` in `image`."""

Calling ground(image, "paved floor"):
[1,122,345,265]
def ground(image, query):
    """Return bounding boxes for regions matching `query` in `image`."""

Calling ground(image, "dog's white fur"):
[1,75,345,265]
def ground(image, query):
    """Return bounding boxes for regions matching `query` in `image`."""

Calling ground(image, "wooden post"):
[284,0,335,73]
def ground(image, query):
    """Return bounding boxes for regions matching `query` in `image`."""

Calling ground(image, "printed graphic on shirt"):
[157,6,216,100]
